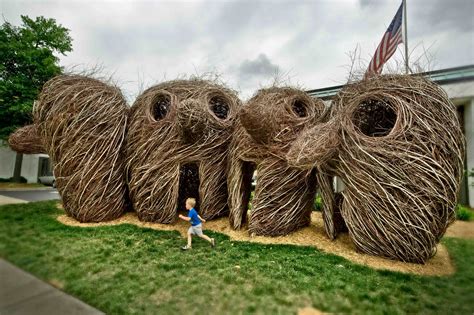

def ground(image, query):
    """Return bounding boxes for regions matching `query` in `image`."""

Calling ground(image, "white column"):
[0,144,16,179]
[20,154,41,183]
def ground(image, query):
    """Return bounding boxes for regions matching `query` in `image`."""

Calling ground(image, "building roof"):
[307,65,474,100]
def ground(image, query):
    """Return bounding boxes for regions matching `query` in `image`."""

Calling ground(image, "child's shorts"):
[188,224,203,236]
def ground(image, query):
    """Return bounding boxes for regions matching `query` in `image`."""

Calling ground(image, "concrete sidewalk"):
[0,259,104,315]
[0,189,59,205]
[0,187,54,191]
[0,195,27,206]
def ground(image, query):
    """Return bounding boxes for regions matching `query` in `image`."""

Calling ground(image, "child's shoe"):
[211,238,216,248]
[181,245,191,250]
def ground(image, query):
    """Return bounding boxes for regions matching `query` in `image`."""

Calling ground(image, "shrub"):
[248,191,255,210]
[456,204,473,221]
[0,176,28,183]
[314,194,322,211]
[470,168,474,187]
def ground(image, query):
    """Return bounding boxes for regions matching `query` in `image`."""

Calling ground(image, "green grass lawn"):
[1,201,473,314]
[0,182,46,189]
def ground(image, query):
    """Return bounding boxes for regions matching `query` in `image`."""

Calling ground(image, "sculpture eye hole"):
[151,94,171,121]
[353,99,397,137]
[292,100,309,117]
[210,96,229,119]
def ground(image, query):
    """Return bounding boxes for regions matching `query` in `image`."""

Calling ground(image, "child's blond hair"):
[186,198,196,207]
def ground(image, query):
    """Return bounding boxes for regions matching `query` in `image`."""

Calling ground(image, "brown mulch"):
[56,204,465,276]
[445,220,474,239]
[298,307,328,315]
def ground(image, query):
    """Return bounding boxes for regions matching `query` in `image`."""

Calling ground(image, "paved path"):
[0,195,27,206]
[0,190,101,314]
[0,259,104,315]
[0,189,59,204]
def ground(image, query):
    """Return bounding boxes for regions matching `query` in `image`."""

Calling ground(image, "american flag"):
[365,2,404,77]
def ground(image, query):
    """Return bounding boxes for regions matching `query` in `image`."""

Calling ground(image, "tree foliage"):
[0,15,72,140]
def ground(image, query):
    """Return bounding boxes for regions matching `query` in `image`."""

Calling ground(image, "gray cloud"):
[414,0,474,34]
[238,54,280,79]
[1,0,472,101]
[358,0,384,9]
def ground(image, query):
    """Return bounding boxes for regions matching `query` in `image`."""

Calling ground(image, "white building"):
[0,142,51,183]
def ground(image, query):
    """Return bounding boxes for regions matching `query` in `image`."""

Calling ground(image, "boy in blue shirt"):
[178,198,215,250]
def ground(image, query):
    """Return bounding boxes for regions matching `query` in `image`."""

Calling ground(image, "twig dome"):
[228,87,326,236]
[288,75,465,263]
[33,75,129,222]
[126,79,241,223]
[8,124,45,154]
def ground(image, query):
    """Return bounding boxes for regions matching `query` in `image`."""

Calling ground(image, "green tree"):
[0,15,72,182]
[470,168,474,187]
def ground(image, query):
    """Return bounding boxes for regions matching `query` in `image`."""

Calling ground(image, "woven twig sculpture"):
[228,87,326,236]
[126,79,240,223]
[288,75,465,263]
[30,75,129,222]
[316,173,347,240]
[8,124,46,154]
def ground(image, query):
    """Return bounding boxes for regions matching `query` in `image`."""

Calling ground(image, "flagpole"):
[403,0,409,74]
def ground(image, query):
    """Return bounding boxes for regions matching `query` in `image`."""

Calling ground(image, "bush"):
[248,191,255,210]
[470,168,474,187]
[0,176,28,183]
[456,204,473,221]
[314,194,322,211]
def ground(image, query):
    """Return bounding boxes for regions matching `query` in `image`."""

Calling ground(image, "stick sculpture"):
[228,87,326,236]
[8,124,46,154]
[9,75,130,222]
[8,72,465,265]
[287,75,465,263]
[126,79,241,223]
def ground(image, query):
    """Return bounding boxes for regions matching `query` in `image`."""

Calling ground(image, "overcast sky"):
[2,0,473,102]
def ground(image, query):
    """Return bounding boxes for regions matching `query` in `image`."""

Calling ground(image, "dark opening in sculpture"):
[353,99,397,137]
